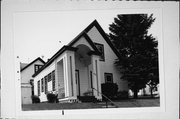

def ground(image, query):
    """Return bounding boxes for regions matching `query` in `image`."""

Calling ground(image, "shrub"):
[117,91,129,99]
[31,95,40,103]
[46,93,58,103]
[101,83,118,100]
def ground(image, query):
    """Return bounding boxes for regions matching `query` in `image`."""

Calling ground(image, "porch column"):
[91,55,102,100]
[64,51,77,98]
[63,56,69,97]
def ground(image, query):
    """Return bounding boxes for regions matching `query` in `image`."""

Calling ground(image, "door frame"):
[75,70,80,96]
[90,71,94,95]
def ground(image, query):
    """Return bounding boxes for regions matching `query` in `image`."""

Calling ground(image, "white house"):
[138,84,160,97]
[32,20,128,102]
[21,57,45,104]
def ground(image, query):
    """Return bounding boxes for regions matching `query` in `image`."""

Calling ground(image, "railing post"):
[106,100,108,108]
[92,87,118,108]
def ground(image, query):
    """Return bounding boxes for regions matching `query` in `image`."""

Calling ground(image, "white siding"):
[34,62,55,102]
[87,26,128,91]
[48,81,52,92]
[21,85,32,104]
[21,60,44,104]
[21,60,44,84]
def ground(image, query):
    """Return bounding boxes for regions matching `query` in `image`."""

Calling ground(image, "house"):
[21,57,45,104]
[32,20,128,102]
[138,84,160,97]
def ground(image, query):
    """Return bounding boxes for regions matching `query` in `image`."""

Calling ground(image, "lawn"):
[22,98,160,111]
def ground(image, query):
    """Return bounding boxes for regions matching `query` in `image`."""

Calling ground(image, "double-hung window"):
[44,76,48,94]
[104,73,113,83]
[94,42,105,61]
[52,70,55,91]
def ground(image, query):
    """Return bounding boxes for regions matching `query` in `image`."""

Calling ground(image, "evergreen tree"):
[108,14,159,98]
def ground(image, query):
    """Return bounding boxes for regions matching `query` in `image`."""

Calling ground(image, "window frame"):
[52,70,55,91]
[44,76,48,94]
[41,78,44,92]
[37,80,40,96]
[94,42,105,61]
[104,73,113,83]
[48,72,52,82]
[34,64,43,73]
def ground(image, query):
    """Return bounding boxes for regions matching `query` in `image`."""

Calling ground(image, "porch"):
[55,44,102,102]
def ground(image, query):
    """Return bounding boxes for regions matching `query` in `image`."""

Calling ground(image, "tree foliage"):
[108,14,159,98]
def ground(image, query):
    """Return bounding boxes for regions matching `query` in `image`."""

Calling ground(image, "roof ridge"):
[32,19,121,77]
[21,57,45,72]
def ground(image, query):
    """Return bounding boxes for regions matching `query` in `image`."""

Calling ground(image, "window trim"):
[48,72,52,82]
[37,80,40,96]
[41,78,44,92]
[104,73,113,83]
[52,70,55,91]
[34,64,43,73]
[44,76,48,94]
[94,42,105,61]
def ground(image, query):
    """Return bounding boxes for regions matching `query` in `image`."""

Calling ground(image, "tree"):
[146,55,159,98]
[108,14,159,98]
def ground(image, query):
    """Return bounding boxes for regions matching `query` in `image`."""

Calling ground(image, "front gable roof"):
[84,20,121,59]
[21,57,45,72]
[32,20,120,77]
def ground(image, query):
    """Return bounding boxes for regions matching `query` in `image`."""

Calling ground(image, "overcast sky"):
[14,10,160,63]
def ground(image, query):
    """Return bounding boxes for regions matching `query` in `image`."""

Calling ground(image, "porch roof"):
[32,46,77,77]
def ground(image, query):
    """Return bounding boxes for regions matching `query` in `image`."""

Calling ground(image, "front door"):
[75,70,80,96]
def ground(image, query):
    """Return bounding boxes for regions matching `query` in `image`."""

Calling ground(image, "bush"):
[46,93,58,103]
[101,83,118,100]
[117,91,129,99]
[31,95,40,103]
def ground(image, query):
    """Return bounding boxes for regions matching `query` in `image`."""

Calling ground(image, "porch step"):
[77,96,97,102]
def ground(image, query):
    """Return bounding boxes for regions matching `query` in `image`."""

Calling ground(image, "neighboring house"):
[21,57,45,104]
[128,84,160,97]
[138,84,160,97]
[32,20,128,102]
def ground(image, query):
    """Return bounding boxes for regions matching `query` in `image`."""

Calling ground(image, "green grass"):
[22,98,160,111]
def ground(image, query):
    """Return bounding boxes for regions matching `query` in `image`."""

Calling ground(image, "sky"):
[14,9,160,63]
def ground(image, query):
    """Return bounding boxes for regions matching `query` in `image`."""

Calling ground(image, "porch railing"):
[91,87,119,108]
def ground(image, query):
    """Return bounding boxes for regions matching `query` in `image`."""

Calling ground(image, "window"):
[44,76,48,94]
[37,80,40,96]
[104,73,113,83]
[34,64,43,73]
[94,42,105,61]
[48,73,52,82]
[41,78,44,92]
[52,70,55,91]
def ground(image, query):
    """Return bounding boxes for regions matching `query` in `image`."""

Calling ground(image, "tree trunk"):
[133,89,138,99]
